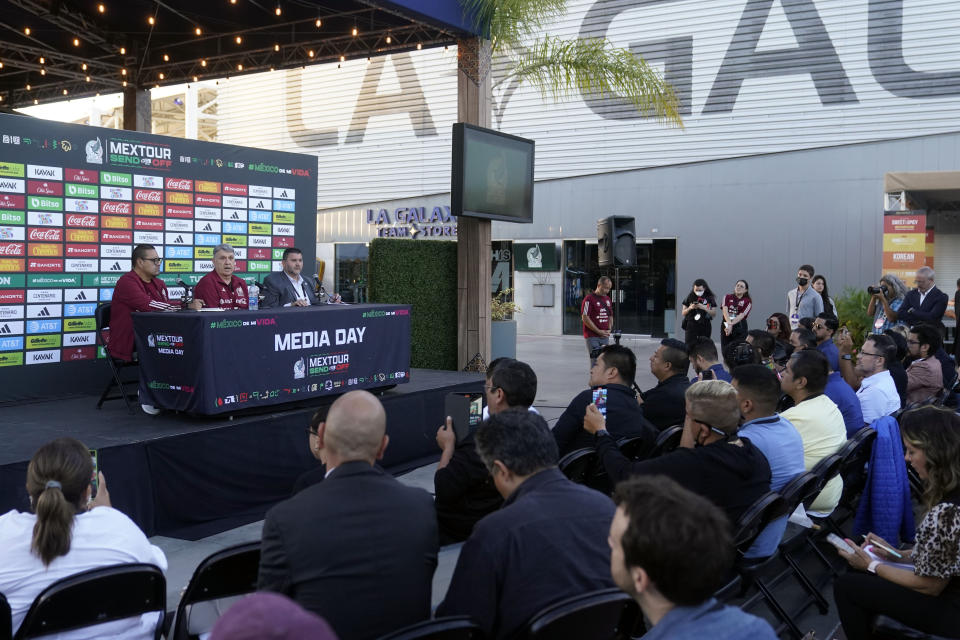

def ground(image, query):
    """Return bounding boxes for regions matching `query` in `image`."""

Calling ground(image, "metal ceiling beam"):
[7,0,122,55]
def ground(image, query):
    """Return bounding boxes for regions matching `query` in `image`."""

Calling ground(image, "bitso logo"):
[294,357,306,379]
[85,138,103,164]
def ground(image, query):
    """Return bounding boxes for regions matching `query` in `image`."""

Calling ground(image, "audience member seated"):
[554,344,656,455]
[766,312,793,364]
[834,406,960,640]
[585,380,771,527]
[813,313,840,372]
[723,341,759,373]
[435,358,537,543]
[258,390,438,640]
[746,329,777,371]
[731,365,806,558]
[437,410,616,639]
[780,350,847,514]
[837,333,902,423]
[882,329,910,405]
[798,316,815,331]
[688,337,731,382]
[610,477,778,640]
[789,330,864,435]
[642,338,691,429]
[0,437,167,639]
[904,323,943,405]
[211,593,339,640]
[789,327,818,353]
[292,406,329,494]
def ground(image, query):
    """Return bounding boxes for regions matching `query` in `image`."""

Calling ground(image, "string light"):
[237,63,243,70]
[200,59,207,67]
[308,50,314,58]
[351,26,358,36]
[121,68,127,75]
[0,62,3,69]
[85,75,91,82]
[195,26,202,36]
[62,89,68,95]
[192,75,198,81]
[73,38,80,46]
[24,27,31,36]
[81,63,87,70]
[26,84,31,90]
[97,3,105,13]
[274,44,279,52]
[315,18,321,28]
[147,16,155,25]
[235,35,242,44]
[39,57,45,64]
[385,35,391,44]
[40,69,46,76]
[163,53,170,62]
[122,80,127,86]
[120,46,126,54]
[159,72,165,79]
[274,3,281,16]
[339,55,345,62]
[33,99,38,104]
[416,43,422,50]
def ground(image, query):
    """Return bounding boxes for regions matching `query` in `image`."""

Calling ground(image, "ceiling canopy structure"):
[0,0,475,108]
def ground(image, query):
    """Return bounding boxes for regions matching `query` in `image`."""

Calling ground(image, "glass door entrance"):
[562,239,676,337]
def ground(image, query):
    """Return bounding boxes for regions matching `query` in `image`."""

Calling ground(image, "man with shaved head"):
[258,391,438,640]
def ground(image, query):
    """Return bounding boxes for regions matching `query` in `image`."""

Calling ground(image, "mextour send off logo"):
[147,332,184,355]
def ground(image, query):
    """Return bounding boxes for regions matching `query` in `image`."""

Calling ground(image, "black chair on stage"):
[170,541,261,640]
[524,588,642,640]
[95,302,139,414]
[648,425,683,458]
[376,617,484,640]
[0,592,11,640]
[558,448,598,486]
[14,563,165,640]
[871,615,954,640]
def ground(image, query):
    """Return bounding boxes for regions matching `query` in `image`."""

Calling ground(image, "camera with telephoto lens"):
[867,285,889,295]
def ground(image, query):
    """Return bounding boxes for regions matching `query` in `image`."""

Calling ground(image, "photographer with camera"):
[867,274,908,334]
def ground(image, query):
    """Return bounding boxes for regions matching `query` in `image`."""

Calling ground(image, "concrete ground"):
[152,334,842,638]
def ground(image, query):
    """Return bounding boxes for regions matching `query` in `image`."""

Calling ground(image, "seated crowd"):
[2,266,959,640]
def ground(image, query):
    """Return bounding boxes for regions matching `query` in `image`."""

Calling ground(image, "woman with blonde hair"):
[0,437,166,638]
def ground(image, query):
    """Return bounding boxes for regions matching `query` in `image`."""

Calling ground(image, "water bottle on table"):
[248,280,259,311]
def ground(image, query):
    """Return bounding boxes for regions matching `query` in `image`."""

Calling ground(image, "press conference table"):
[133,303,411,415]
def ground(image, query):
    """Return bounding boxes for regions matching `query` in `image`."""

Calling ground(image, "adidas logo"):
[175,235,184,243]
[256,201,264,208]
[38,307,50,317]
[229,213,239,219]
[74,291,87,300]
[279,190,288,198]
[0,325,10,334]
[203,223,212,231]
[109,262,123,271]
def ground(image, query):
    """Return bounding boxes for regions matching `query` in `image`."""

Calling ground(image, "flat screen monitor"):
[452,122,534,223]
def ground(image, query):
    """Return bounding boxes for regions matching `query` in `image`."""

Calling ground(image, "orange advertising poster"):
[882,251,925,270]
[883,214,926,234]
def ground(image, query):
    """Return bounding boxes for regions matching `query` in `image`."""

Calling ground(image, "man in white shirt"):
[837,333,901,424]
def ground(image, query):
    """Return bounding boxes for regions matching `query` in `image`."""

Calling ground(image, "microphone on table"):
[313,273,328,303]
[176,278,194,305]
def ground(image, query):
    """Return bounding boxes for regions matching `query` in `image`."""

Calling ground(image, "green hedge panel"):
[368,238,458,370]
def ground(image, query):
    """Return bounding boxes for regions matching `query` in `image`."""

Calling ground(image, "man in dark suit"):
[258,390,438,640]
[261,247,339,307]
[898,266,948,327]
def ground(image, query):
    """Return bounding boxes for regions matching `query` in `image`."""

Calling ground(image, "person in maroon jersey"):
[194,244,249,310]
[721,279,752,352]
[582,276,613,364]
[108,244,201,415]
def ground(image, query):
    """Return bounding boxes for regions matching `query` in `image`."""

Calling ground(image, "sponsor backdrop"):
[0,112,318,402]
[135,305,411,414]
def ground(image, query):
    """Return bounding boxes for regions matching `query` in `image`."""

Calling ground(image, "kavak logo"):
[100,230,133,243]
[28,228,63,242]
[0,194,26,209]
[165,205,193,218]
[27,212,64,227]
[134,189,162,203]
[165,178,193,191]
[85,138,104,164]
[26,350,60,365]
[101,245,132,258]
[166,191,193,205]
[66,244,98,257]
[0,259,25,271]
[101,201,132,215]
[65,168,98,183]
[273,224,295,236]
[64,259,97,272]
[166,219,192,232]
[27,180,62,196]
[101,216,132,229]
[28,243,63,257]
[135,218,164,230]
[0,178,25,193]
[64,332,95,346]
[135,203,162,216]
[66,214,98,228]
[0,242,25,256]
[28,259,63,272]
[27,165,63,181]
[195,194,221,207]
[133,174,162,188]
[222,183,247,195]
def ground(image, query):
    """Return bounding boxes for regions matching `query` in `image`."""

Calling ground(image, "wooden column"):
[122,86,152,132]
[456,38,493,370]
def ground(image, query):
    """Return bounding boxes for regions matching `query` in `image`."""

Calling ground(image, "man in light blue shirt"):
[731,365,806,558]
[610,477,777,640]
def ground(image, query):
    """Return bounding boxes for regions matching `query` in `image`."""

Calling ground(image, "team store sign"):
[0,163,298,367]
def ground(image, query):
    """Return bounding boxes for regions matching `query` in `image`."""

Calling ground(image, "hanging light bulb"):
[163,53,170,62]
[385,35,391,44]
[339,55,345,62]
[121,68,127,75]
[274,3,281,16]
[308,50,314,58]
[81,63,87,70]
[62,89,68,95]
[193,75,198,82]
[237,63,243,71]
[274,44,279,52]
[73,38,80,46]
[26,83,31,90]
[147,16,155,25]
[416,43,422,50]
[351,26,358,36]
[200,59,207,67]
[122,80,127,86]
[315,18,321,28]
[159,72,165,79]
[97,3,105,13]
[195,26,202,36]
[40,69,46,76]
[85,75,91,82]
[24,27,31,36]
[120,46,126,54]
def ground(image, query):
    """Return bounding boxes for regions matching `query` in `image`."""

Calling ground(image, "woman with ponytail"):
[0,437,166,638]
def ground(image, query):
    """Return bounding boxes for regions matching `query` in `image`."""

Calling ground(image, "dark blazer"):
[261,270,321,308]
[898,286,948,326]
[258,461,439,640]
[642,373,691,430]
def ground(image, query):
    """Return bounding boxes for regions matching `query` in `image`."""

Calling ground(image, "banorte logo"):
[28,228,63,242]
[165,178,192,191]
[134,189,163,202]
[66,215,98,228]
[101,201,132,215]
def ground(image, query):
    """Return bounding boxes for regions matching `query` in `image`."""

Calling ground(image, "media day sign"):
[0,111,318,378]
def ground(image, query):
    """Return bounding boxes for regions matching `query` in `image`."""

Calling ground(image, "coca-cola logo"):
[0,242,24,255]
[101,201,132,214]
[165,178,193,191]
[66,215,98,228]
[28,228,63,241]
[134,189,163,202]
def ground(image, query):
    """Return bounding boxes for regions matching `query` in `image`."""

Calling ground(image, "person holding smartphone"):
[833,406,960,639]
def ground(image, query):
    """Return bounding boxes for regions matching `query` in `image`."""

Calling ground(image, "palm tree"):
[463,0,684,127]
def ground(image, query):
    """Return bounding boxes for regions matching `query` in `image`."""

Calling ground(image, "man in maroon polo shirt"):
[194,243,249,310]
[108,243,201,414]
[582,276,613,364]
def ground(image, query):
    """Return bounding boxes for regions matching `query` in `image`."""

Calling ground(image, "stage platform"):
[0,368,483,540]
